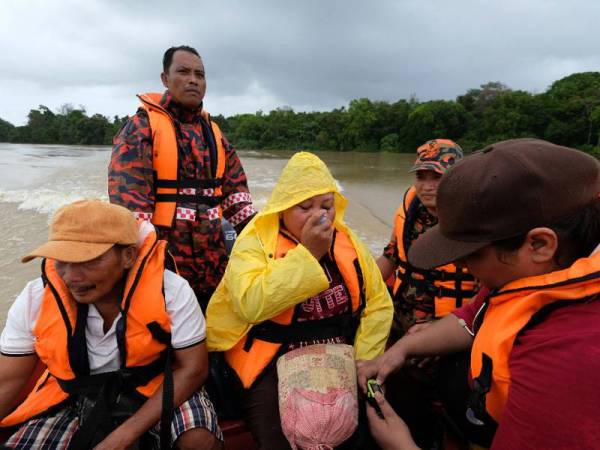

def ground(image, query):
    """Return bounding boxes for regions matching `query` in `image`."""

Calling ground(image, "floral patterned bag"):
[277,344,358,450]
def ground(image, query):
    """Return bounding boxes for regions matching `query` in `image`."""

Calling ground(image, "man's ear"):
[525,228,558,264]
[122,245,138,270]
[160,72,168,88]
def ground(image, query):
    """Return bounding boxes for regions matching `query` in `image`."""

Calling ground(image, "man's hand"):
[0,354,40,421]
[300,212,333,260]
[356,344,407,393]
[92,428,137,450]
[366,392,420,450]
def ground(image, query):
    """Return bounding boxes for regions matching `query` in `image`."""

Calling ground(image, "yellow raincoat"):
[206,152,392,386]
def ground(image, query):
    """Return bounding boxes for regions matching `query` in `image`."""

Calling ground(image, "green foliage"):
[457,81,512,115]
[380,133,400,152]
[0,117,15,142]
[0,104,127,145]
[461,90,550,148]
[0,72,599,157]
[405,101,467,149]
[543,72,600,147]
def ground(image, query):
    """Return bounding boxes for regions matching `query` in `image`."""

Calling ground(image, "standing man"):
[376,139,478,449]
[109,45,255,309]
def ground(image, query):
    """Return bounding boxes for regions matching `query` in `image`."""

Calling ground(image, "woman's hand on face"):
[300,212,333,260]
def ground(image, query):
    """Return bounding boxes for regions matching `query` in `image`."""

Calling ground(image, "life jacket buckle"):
[466,407,485,426]
[243,332,255,352]
[466,377,488,426]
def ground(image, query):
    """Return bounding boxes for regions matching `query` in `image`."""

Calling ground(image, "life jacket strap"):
[397,259,475,283]
[58,354,167,396]
[64,368,157,450]
[147,321,174,450]
[467,353,495,424]
[464,352,498,444]
[154,193,223,207]
[243,312,358,352]
[62,324,173,450]
[154,177,224,207]
[68,303,91,377]
[398,194,476,306]
[155,178,224,189]
[406,277,476,299]
[396,260,476,304]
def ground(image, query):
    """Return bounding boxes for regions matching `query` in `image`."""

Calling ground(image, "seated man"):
[0,200,222,450]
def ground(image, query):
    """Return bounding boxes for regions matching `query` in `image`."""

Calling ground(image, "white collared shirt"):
[0,269,205,374]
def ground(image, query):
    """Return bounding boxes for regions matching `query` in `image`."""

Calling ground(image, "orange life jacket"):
[1,231,172,427]
[225,230,365,388]
[469,252,600,425]
[393,186,476,318]
[138,92,227,227]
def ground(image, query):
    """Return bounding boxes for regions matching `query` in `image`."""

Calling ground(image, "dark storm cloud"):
[1,0,599,125]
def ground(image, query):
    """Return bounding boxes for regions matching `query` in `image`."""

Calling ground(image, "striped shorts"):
[4,388,223,449]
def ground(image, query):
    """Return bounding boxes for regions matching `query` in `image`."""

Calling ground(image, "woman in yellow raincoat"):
[207,152,393,449]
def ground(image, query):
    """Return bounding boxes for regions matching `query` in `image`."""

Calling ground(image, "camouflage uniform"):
[383,139,474,340]
[109,91,255,306]
[381,139,476,450]
[383,202,438,340]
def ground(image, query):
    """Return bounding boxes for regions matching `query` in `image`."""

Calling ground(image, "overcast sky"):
[1,0,599,125]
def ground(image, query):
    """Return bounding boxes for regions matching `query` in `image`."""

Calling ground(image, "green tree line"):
[1,72,599,154]
[0,104,127,146]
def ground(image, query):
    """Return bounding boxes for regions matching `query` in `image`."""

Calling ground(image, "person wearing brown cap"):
[359,139,600,449]
[0,200,223,450]
[375,139,478,449]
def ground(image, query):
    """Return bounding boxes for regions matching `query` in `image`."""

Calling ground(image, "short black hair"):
[162,46,200,73]
[493,199,600,269]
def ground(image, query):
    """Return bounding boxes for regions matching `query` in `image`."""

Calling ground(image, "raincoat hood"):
[247,152,348,244]
[260,152,347,217]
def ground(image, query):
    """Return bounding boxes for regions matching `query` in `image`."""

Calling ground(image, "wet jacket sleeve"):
[223,230,329,324]
[219,133,256,232]
[353,237,394,360]
[108,110,156,214]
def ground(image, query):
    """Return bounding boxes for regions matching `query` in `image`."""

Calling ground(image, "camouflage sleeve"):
[108,110,155,219]
[382,228,400,266]
[219,133,256,232]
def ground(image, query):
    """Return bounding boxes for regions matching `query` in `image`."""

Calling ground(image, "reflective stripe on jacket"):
[138,92,226,227]
[1,231,172,427]
[470,251,600,424]
[393,186,476,317]
[225,230,364,388]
